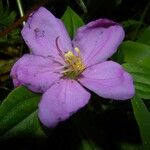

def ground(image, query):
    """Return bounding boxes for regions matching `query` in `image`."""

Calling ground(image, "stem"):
[76,0,87,13]
[7,0,10,8]
[16,0,25,25]
[16,0,24,17]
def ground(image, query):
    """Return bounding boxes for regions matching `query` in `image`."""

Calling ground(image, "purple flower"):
[11,7,134,127]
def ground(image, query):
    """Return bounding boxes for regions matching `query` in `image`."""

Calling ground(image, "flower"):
[11,7,134,127]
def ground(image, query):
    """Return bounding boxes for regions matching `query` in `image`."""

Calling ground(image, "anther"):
[74,47,80,53]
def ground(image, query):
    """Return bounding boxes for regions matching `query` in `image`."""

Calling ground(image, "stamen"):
[74,47,80,54]
[62,48,85,79]
[64,51,74,58]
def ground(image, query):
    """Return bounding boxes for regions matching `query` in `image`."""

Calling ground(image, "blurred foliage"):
[0,2,16,26]
[0,0,21,45]
[0,0,150,150]
[0,0,22,98]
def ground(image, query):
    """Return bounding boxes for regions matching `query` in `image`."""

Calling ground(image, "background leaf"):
[120,143,142,150]
[136,26,150,45]
[123,63,150,99]
[0,1,21,46]
[61,6,84,38]
[0,86,45,139]
[118,41,150,63]
[0,9,16,27]
[119,40,150,150]
[138,56,150,69]
[122,20,144,29]
[132,96,150,150]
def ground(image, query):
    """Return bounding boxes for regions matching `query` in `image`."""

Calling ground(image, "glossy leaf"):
[123,63,150,99]
[138,56,150,69]
[0,86,45,138]
[132,95,150,150]
[120,41,150,150]
[118,41,150,63]
[61,6,84,38]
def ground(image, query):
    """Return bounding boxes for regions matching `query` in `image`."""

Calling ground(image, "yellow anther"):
[63,48,85,79]
[64,51,74,58]
[74,47,80,53]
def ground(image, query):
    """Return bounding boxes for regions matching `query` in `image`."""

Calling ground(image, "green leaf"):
[123,63,150,99]
[137,26,150,45]
[132,95,150,150]
[2,110,39,138]
[0,86,45,138]
[118,41,150,63]
[138,56,150,69]
[61,7,84,38]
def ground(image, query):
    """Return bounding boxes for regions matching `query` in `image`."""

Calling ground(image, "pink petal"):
[79,61,134,100]
[10,54,61,93]
[21,7,72,62]
[38,79,90,127]
[72,19,125,67]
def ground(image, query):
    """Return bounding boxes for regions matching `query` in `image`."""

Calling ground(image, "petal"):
[21,7,72,61]
[72,19,125,66]
[11,61,22,87]
[38,79,90,127]
[79,61,135,100]
[11,54,61,93]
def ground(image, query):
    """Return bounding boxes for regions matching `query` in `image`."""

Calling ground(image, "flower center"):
[62,47,85,79]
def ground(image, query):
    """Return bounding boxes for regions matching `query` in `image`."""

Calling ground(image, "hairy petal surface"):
[21,7,72,61]
[38,79,90,127]
[79,61,134,100]
[73,19,125,67]
[11,54,61,93]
